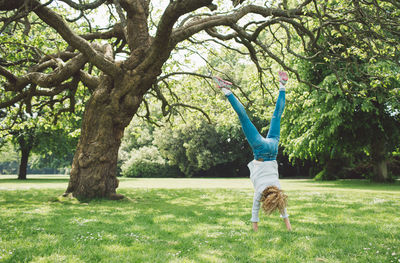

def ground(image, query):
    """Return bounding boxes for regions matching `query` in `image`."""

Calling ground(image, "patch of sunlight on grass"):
[118,178,253,189]
[169,257,196,263]
[296,236,313,251]
[103,244,130,253]
[31,254,84,263]
[37,233,60,244]
[22,206,52,215]
[153,213,176,223]
[252,247,282,261]
[197,249,226,263]
[102,232,119,241]
[0,175,68,190]
[0,174,69,179]
[189,223,222,236]
[70,217,99,226]
[167,196,198,206]
[217,217,247,227]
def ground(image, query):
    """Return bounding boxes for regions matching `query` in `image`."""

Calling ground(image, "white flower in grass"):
[372,198,386,204]
[392,252,396,256]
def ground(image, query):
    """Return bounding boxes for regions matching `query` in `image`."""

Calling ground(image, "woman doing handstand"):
[213,71,292,232]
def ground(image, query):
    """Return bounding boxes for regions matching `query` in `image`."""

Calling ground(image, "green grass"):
[0,176,399,262]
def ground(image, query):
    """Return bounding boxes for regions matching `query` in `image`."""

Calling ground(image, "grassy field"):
[0,175,399,263]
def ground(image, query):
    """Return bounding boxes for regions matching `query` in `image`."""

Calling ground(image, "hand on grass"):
[284,217,292,231]
[252,222,258,232]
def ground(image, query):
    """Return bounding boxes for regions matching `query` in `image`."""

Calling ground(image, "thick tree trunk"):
[371,139,389,182]
[373,159,388,181]
[17,134,33,180]
[65,74,145,199]
[18,146,30,180]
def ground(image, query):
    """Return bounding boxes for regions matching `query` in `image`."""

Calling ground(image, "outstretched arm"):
[251,192,261,232]
[283,217,292,231]
[281,208,292,231]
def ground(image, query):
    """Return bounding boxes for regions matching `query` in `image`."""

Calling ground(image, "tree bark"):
[64,73,147,199]
[373,159,388,182]
[18,145,30,180]
[371,139,389,182]
[16,132,34,180]
[0,0,25,10]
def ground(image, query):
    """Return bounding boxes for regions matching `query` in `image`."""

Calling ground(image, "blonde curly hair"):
[260,186,288,215]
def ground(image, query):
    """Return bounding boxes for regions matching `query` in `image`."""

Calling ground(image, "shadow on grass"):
[1,188,399,262]
[0,189,293,262]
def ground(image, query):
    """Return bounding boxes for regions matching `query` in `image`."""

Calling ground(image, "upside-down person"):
[212,71,292,232]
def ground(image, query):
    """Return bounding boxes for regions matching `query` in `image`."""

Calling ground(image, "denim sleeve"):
[251,192,261,222]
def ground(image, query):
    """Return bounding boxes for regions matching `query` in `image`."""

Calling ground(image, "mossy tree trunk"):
[65,73,153,199]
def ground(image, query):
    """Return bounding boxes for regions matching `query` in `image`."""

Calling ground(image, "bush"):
[153,120,252,177]
[120,146,181,178]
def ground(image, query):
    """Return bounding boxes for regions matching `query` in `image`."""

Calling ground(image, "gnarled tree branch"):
[32,0,121,77]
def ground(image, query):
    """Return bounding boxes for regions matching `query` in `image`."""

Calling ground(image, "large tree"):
[0,107,81,180]
[280,0,400,181]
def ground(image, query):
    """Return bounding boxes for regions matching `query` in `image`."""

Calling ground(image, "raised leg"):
[226,93,264,150]
[266,90,285,139]
[266,71,287,140]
